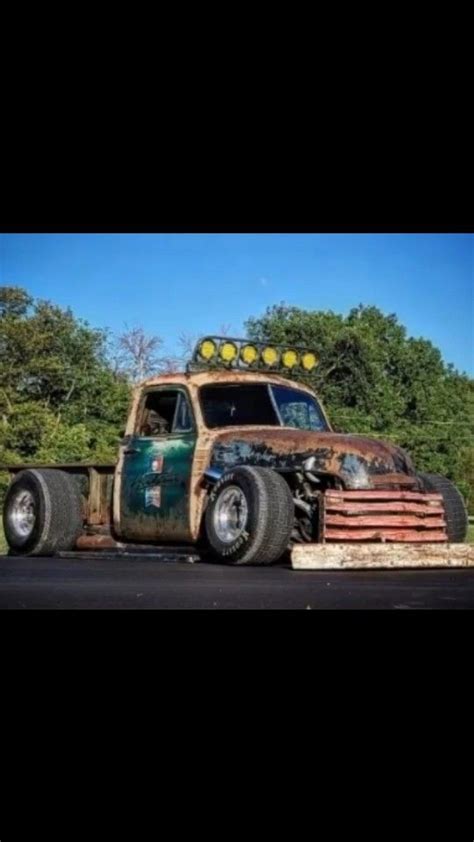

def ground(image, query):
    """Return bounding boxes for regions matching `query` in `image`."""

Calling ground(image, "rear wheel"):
[418,472,468,543]
[3,469,84,556]
[204,466,294,565]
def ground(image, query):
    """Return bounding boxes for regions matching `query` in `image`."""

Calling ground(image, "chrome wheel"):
[213,485,248,543]
[8,489,36,539]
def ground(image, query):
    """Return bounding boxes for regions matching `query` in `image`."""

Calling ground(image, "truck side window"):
[139,391,179,437]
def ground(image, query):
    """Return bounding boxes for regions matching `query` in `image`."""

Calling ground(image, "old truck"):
[2,336,471,569]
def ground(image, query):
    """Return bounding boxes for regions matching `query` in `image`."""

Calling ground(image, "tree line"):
[1,287,472,511]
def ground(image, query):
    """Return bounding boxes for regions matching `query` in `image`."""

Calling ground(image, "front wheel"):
[204,466,294,565]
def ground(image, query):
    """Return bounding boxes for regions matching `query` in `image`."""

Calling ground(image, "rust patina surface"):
[113,369,334,540]
[111,369,422,541]
[321,489,447,542]
[208,428,418,486]
[3,369,437,546]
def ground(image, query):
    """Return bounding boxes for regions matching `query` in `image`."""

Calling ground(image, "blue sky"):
[0,234,472,374]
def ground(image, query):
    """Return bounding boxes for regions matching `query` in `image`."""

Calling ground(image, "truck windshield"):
[199,384,328,431]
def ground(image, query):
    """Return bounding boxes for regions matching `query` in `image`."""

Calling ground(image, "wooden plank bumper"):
[291,543,474,570]
[322,490,448,543]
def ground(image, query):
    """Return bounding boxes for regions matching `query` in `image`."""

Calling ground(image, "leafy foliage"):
[246,304,474,510]
[0,287,131,486]
[1,289,472,518]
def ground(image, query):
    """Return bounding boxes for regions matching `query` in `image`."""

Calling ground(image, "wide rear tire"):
[418,472,468,543]
[3,469,84,556]
[204,466,294,565]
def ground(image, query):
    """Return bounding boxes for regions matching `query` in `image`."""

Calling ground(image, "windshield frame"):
[198,381,331,432]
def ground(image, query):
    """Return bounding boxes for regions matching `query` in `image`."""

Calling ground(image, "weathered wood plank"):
[324,529,447,541]
[87,467,103,525]
[325,501,444,515]
[1,463,115,471]
[325,491,443,502]
[325,514,446,528]
[291,543,474,569]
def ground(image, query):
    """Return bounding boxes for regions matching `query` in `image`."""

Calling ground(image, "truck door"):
[118,386,196,542]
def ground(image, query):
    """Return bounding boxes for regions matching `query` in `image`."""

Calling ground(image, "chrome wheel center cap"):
[213,486,248,543]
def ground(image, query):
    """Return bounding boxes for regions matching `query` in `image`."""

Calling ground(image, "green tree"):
[0,286,131,478]
[246,303,474,511]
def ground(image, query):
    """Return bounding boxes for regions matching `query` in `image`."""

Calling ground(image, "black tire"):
[418,472,468,543]
[204,466,294,565]
[3,469,84,556]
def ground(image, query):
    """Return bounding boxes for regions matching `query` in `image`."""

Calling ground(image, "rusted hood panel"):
[209,427,418,489]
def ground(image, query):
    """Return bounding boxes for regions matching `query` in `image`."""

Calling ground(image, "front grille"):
[322,489,447,543]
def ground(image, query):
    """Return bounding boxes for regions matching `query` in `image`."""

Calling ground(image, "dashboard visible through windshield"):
[199,384,328,431]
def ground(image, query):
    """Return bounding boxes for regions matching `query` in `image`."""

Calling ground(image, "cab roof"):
[139,368,316,396]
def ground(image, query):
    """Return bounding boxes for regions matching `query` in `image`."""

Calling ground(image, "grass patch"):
[0,521,6,555]
[467,523,474,545]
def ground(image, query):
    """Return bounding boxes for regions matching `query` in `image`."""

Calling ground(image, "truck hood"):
[209,427,418,490]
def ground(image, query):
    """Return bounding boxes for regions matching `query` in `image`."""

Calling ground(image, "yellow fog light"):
[282,349,299,368]
[199,339,217,360]
[301,352,318,371]
[219,341,238,363]
[240,344,258,365]
[262,346,279,366]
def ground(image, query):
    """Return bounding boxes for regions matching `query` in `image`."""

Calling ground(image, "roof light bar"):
[191,336,319,373]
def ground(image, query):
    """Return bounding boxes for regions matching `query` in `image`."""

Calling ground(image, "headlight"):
[198,338,217,360]
[262,346,279,366]
[219,341,238,363]
[301,352,318,371]
[282,349,299,369]
[240,344,258,365]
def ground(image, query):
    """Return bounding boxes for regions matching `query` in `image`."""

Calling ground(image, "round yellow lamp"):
[240,344,258,365]
[199,339,217,361]
[301,352,318,371]
[219,341,238,363]
[282,349,299,369]
[262,346,279,367]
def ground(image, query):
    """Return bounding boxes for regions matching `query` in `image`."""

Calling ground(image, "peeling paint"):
[3,369,429,547]
[209,428,418,490]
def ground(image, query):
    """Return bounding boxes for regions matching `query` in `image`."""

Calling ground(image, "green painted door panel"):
[120,433,196,542]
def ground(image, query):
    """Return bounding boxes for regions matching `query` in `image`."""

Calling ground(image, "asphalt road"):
[1,553,474,608]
